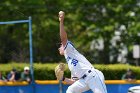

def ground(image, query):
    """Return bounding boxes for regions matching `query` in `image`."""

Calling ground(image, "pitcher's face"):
[58,44,64,55]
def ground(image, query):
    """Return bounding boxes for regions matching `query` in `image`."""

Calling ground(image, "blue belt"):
[82,70,92,79]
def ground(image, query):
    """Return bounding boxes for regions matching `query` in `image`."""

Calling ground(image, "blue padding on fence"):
[0,20,29,24]
[0,84,140,93]
[35,84,93,93]
[35,84,139,93]
[106,84,139,93]
[0,84,33,93]
[35,84,60,93]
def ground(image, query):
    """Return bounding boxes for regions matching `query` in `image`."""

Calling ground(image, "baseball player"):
[57,11,107,93]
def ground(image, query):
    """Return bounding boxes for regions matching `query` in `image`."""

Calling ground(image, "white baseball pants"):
[66,69,107,93]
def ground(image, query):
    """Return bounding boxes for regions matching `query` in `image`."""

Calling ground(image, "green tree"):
[0,0,139,64]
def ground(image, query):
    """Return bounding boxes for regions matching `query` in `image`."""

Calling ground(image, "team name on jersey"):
[66,56,78,66]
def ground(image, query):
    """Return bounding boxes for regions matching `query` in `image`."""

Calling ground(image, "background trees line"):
[0,0,140,64]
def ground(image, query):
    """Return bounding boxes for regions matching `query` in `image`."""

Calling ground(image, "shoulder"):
[64,41,75,50]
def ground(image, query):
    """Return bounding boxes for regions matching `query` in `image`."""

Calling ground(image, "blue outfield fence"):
[0,80,140,93]
[33,84,140,93]
[0,83,139,93]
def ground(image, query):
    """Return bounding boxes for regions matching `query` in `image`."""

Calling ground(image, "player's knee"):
[66,86,75,93]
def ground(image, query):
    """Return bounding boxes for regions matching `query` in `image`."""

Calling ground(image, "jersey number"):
[71,59,78,66]
[67,56,78,66]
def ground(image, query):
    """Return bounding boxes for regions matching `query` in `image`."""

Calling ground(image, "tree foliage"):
[0,0,139,64]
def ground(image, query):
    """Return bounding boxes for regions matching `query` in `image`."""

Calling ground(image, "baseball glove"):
[55,63,65,80]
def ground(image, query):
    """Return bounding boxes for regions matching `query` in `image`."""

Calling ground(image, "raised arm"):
[59,11,68,46]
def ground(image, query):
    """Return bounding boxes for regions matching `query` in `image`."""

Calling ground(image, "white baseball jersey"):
[64,41,94,78]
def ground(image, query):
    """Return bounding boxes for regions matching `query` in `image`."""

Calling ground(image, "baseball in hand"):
[59,11,65,16]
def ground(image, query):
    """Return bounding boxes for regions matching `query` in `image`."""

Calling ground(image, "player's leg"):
[87,69,107,93]
[66,79,89,93]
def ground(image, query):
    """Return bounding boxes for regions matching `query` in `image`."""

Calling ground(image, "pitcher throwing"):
[57,11,107,93]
